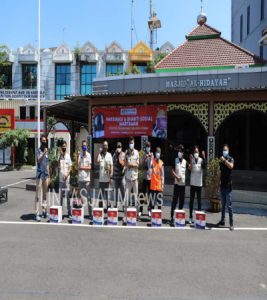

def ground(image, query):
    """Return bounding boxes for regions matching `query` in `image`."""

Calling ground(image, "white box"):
[49,206,62,223]
[107,208,118,226]
[127,207,137,226]
[93,208,104,225]
[195,211,206,229]
[72,207,84,224]
[151,209,162,227]
[175,210,186,227]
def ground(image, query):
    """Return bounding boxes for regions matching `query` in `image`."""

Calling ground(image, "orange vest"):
[150,159,163,191]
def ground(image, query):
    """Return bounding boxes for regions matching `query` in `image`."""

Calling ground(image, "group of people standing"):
[35,135,234,229]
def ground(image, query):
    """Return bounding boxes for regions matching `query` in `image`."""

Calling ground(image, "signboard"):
[0,89,45,100]
[92,105,167,139]
[0,109,15,133]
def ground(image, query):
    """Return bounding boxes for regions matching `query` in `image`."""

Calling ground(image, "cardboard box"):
[195,211,206,229]
[127,207,137,226]
[107,208,118,226]
[93,208,104,225]
[175,210,186,227]
[151,209,162,227]
[72,207,84,224]
[49,206,62,223]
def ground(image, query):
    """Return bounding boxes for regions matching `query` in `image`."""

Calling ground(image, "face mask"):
[41,141,46,146]
[117,148,121,153]
[103,146,108,152]
[129,143,134,150]
[223,150,229,158]
[194,153,199,159]
[82,145,87,152]
[155,152,160,159]
[62,148,66,153]
[178,152,183,159]
[146,147,150,153]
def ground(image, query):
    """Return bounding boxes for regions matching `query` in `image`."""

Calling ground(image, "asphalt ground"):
[0,170,267,300]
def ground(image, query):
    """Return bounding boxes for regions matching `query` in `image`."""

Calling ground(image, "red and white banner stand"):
[127,208,137,226]
[174,210,186,228]
[72,207,84,224]
[49,206,62,223]
[195,211,206,229]
[107,208,118,226]
[93,208,104,225]
[151,209,162,227]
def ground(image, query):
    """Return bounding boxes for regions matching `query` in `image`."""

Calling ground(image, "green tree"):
[0,45,11,88]
[0,129,30,167]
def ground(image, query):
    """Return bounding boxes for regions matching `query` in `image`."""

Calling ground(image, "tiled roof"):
[155,24,264,70]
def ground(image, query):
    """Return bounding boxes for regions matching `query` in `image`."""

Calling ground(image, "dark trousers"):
[140,179,151,213]
[149,190,162,210]
[171,184,185,220]
[98,182,109,208]
[189,186,202,218]
[114,178,124,208]
[220,186,234,226]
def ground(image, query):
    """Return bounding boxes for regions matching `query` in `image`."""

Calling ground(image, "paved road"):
[0,224,267,300]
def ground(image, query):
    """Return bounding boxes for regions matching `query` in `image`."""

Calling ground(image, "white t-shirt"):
[59,153,72,183]
[125,149,139,181]
[98,152,113,183]
[78,152,92,182]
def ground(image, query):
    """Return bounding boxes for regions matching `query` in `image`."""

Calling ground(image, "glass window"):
[55,63,71,100]
[30,106,35,119]
[136,63,147,74]
[247,6,250,35]
[240,14,243,42]
[20,107,26,120]
[106,63,123,76]
[80,63,96,95]
[0,64,12,89]
[22,64,37,89]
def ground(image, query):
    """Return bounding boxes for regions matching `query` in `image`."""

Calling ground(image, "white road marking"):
[0,221,267,231]
[2,179,32,188]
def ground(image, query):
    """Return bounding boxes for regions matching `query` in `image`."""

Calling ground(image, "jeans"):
[59,181,71,216]
[171,184,185,220]
[220,186,234,226]
[78,181,91,217]
[98,182,110,208]
[189,186,202,218]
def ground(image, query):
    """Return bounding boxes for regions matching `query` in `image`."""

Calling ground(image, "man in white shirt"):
[124,136,139,223]
[97,140,113,209]
[58,141,72,218]
[78,140,92,219]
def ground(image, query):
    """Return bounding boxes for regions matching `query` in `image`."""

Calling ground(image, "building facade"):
[232,0,267,59]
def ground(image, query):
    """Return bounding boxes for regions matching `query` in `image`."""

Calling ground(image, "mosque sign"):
[165,77,231,89]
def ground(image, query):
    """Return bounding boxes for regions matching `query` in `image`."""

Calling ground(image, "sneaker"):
[189,218,194,224]
[230,225,234,231]
[217,220,225,226]
[148,211,151,217]
[36,214,41,222]
[42,211,47,219]
[138,212,142,217]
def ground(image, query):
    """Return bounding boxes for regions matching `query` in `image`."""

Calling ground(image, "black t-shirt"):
[220,156,234,188]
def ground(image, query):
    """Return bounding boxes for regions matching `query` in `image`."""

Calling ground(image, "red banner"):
[0,109,15,133]
[92,105,167,139]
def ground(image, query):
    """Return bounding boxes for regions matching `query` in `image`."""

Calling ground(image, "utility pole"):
[37,0,41,148]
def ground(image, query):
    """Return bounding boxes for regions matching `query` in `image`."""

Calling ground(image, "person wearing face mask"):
[35,135,50,222]
[141,141,153,217]
[124,136,139,223]
[188,146,206,224]
[112,142,125,209]
[78,140,92,219]
[58,141,72,218]
[170,144,188,226]
[218,144,235,231]
[150,147,164,212]
[97,140,113,209]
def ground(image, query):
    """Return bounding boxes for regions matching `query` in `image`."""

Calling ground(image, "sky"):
[0,0,231,51]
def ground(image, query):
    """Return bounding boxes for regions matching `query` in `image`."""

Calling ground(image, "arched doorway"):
[166,110,207,165]
[216,110,267,171]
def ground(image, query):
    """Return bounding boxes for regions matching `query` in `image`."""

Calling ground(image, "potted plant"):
[205,158,221,212]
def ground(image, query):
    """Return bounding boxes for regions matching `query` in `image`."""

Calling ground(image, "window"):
[55,63,71,100]
[135,63,147,74]
[40,109,44,120]
[0,64,12,89]
[80,63,96,95]
[240,14,243,42]
[261,0,265,20]
[106,63,123,76]
[22,64,37,89]
[247,6,250,35]
[20,107,26,120]
[30,106,35,119]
